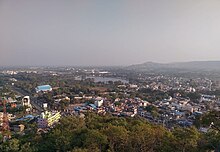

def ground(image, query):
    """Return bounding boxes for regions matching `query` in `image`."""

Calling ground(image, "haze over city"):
[2,1,220,150]
[1,0,220,66]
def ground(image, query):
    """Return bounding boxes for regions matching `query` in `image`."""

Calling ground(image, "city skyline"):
[1,0,220,66]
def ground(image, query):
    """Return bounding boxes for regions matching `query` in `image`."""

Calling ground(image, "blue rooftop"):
[36,85,52,92]
[16,115,35,122]
[89,104,97,109]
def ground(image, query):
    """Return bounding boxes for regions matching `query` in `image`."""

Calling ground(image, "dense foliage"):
[1,113,220,152]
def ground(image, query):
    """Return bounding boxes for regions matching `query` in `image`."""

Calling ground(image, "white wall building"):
[22,96,32,112]
[94,100,104,107]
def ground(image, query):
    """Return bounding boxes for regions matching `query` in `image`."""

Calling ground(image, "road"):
[8,85,44,113]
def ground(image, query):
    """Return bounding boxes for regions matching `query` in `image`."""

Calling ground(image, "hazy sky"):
[1,0,220,66]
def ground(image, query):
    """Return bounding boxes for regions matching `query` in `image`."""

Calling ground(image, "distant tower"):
[1,99,11,141]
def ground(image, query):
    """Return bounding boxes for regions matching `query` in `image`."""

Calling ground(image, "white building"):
[22,96,32,112]
[94,99,104,107]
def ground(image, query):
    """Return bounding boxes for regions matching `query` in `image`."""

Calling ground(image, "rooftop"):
[36,85,52,92]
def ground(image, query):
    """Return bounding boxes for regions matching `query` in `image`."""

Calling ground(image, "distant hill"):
[127,61,220,72]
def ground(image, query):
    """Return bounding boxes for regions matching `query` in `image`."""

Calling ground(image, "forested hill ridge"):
[127,61,220,72]
[1,112,220,152]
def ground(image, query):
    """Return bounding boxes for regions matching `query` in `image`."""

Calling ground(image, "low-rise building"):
[36,85,52,93]
[94,99,104,107]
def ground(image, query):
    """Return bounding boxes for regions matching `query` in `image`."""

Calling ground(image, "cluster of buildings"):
[67,91,219,129]
[69,97,146,117]
[135,75,214,92]
[62,75,220,129]
[2,70,38,75]
[0,93,61,138]
[1,68,220,139]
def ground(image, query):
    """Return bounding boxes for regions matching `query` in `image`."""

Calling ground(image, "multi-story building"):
[37,111,61,128]
[22,96,32,112]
